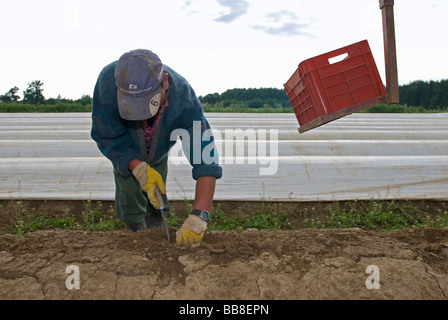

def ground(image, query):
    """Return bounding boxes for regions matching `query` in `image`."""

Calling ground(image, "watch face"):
[200,211,210,221]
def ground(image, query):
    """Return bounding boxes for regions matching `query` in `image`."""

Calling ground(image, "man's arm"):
[128,158,142,172]
[176,176,216,246]
[193,176,217,211]
[91,62,143,177]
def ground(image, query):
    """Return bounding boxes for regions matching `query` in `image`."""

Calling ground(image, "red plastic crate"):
[284,40,386,133]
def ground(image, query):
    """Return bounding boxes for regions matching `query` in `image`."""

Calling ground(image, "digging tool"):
[155,186,170,242]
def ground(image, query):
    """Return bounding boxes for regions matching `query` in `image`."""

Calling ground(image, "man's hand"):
[176,215,207,246]
[132,161,166,209]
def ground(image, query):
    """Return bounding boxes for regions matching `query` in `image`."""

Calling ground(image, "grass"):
[203,106,294,113]
[1,103,447,114]
[3,199,448,236]
[8,200,123,236]
[302,199,448,232]
[80,200,124,231]
[207,202,293,232]
[0,103,91,113]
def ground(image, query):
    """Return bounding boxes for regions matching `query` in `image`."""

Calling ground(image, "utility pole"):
[380,0,399,104]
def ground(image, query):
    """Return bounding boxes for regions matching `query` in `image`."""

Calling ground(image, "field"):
[0,112,447,301]
[0,199,447,301]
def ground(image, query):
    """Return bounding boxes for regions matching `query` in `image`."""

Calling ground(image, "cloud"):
[266,10,298,22]
[183,0,193,8]
[251,22,311,37]
[181,1,312,37]
[214,0,249,23]
[251,10,313,37]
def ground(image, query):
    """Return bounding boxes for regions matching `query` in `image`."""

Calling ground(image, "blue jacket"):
[91,62,222,180]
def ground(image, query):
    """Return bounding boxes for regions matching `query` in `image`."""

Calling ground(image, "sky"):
[0,0,447,100]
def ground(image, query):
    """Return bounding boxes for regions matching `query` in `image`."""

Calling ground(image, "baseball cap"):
[114,49,165,120]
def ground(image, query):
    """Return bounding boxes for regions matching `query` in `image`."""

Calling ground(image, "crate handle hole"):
[328,53,348,65]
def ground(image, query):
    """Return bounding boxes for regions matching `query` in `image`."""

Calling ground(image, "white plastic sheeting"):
[1,112,447,201]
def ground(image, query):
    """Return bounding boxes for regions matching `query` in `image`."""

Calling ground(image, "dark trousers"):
[113,156,169,226]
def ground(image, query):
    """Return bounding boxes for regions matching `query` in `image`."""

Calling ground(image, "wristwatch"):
[190,209,210,222]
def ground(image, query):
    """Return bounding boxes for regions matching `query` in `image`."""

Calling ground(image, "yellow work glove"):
[132,161,166,209]
[176,215,207,246]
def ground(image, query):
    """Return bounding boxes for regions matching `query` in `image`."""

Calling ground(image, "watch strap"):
[191,209,202,216]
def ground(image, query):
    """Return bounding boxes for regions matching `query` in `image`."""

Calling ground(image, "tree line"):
[199,87,291,109]
[199,80,448,110]
[0,80,92,106]
[399,79,448,110]
[1,79,447,111]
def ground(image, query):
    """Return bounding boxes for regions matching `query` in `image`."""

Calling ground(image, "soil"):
[0,200,447,300]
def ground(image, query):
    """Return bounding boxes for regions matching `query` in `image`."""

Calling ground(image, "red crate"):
[284,40,386,133]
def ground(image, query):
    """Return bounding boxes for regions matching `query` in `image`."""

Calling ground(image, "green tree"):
[75,94,93,105]
[199,93,221,104]
[0,86,21,103]
[399,79,448,109]
[199,87,291,109]
[248,98,264,108]
[23,80,45,105]
[46,94,74,105]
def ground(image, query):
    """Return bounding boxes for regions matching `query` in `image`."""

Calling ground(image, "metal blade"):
[155,186,170,242]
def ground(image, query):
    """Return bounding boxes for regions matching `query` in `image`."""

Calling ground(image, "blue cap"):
[114,49,165,120]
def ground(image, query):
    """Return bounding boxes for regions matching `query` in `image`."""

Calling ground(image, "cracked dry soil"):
[0,224,447,300]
